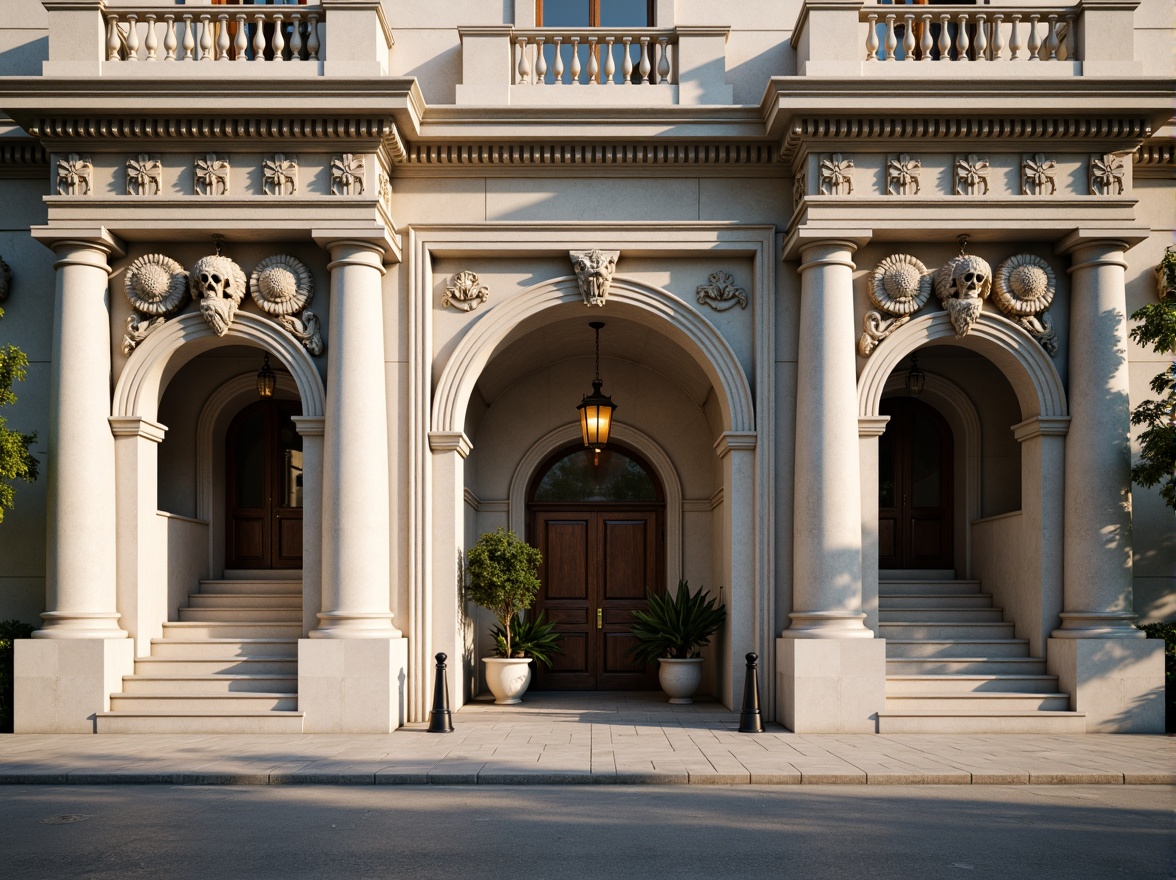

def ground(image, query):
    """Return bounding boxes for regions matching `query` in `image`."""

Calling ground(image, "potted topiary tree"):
[466,527,556,704]
[627,580,727,704]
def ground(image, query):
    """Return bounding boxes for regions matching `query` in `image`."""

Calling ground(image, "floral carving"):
[122,314,166,356]
[126,154,162,196]
[792,171,806,209]
[331,153,365,195]
[263,154,298,196]
[818,154,854,196]
[442,271,489,312]
[935,254,992,338]
[1021,153,1057,196]
[954,154,990,196]
[994,254,1058,355]
[886,154,921,196]
[194,154,230,196]
[570,249,619,308]
[125,253,188,316]
[0,256,10,303]
[1090,153,1126,196]
[190,254,247,337]
[278,311,324,356]
[858,254,934,357]
[696,271,747,311]
[56,153,92,196]
[377,170,392,214]
[250,254,313,317]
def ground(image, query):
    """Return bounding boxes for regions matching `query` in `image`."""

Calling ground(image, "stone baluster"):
[307,14,320,60]
[290,13,304,60]
[216,13,230,60]
[272,13,285,60]
[144,14,158,61]
[107,16,121,60]
[234,14,248,61]
[587,36,600,83]
[1009,14,1022,60]
[902,14,915,61]
[1062,14,1075,61]
[553,36,565,83]
[955,13,970,60]
[163,15,177,61]
[883,14,897,60]
[621,36,633,82]
[535,37,548,83]
[639,36,651,83]
[569,36,581,83]
[974,14,988,60]
[603,36,615,84]
[657,36,671,82]
[1027,14,1041,60]
[253,13,266,60]
[991,15,1005,60]
[182,15,195,60]
[938,14,951,60]
[1045,14,1060,60]
[517,36,531,84]
[126,14,140,61]
[919,14,933,61]
[865,14,879,61]
[198,14,213,60]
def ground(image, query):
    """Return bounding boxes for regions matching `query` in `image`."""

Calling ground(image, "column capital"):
[782,227,872,262]
[714,431,756,458]
[858,416,890,437]
[429,431,473,458]
[1055,228,1145,261]
[312,227,400,265]
[292,415,326,437]
[108,416,167,443]
[30,226,125,262]
[1012,415,1071,443]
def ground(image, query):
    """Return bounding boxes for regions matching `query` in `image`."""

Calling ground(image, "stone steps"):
[148,637,298,658]
[198,579,302,596]
[879,579,982,596]
[122,674,297,695]
[162,621,303,639]
[886,674,1060,695]
[879,621,1016,640]
[876,710,1086,734]
[187,594,302,609]
[133,656,298,675]
[884,692,1072,712]
[110,693,298,712]
[882,594,995,609]
[95,711,305,734]
[886,656,1047,675]
[885,638,1032,658]
[177,607,303,623]
[878,608,1005,623]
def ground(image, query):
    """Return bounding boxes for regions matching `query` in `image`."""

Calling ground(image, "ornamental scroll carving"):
[251,254,323,355]
[121,253,188,354]
[443,271,489,312]
[570,249,619,308]
[696,271,747,312]
[858,254,933,357]
[994,254,1058,355]
[56,154,92,196]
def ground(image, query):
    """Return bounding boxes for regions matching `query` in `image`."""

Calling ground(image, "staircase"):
[96,573,305,733]
[876,574,1085,733]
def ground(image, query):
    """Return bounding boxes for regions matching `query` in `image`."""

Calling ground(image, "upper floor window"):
[537,1,654,28]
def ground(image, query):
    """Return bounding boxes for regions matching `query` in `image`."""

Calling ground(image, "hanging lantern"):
[256,352,276,399]
[577,321,617,454]
[905,354,925,396]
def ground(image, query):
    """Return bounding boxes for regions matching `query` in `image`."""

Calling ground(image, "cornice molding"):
[27,116,400,149]
[0,139,49,178]
[1134,141,1176,179]
[399,141,781,170]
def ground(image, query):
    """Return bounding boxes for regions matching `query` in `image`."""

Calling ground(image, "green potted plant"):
[628,580,727,704]
[466,527,550,704]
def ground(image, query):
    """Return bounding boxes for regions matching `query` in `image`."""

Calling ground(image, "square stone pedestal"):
[298,638,408,733]
[15,638,135,733]
[777,637,886,733]
[1047,637,1164,732]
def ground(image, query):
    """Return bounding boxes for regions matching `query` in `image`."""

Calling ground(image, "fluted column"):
[311,239,398,638]
[1055,236,1141,639]
[785,239,872,639]
[34,232,126,639]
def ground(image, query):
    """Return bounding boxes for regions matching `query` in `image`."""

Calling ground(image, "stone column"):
[292,416,324,638]
[1048,233,1162,732]
[777,236,884,733]
[16,229,133,732]
[716,432,757,708]
[299,234,405,733]
[858,416,891,635]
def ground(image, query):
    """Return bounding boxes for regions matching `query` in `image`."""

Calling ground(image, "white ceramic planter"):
[658,657,704,704]
[483,657,533,704]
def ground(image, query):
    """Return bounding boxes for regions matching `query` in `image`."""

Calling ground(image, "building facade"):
[0,0,1170,734]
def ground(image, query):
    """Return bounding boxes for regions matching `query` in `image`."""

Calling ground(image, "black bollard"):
[738,652,764,733]
[427,652,454,733]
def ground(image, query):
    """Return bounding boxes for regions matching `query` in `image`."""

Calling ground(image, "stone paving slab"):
[0,692,1172,786]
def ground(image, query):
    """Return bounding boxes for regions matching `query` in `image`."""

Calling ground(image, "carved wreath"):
[443,271,489,312]
[696,272,747,311]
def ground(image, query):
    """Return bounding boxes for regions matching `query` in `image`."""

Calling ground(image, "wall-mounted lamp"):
[905,354,925,396]
[256,352,276,399]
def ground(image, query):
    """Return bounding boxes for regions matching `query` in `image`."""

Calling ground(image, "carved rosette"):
[190,254,247,337]
[858,254,934,357]
[1090,153,1126,196]
[570,249,619,308]
[935,254,992,338]
[331,153,365,195]
[443,271,489,312]
[121,253,189,354]
[126,154,162,196]
[696,272,747,311]
[1021,153,1057,196]
[0,255,10,303]
[886,154,921,196]
[250,255,312,317]
[56,153,92,196]
[262,154,298,196]
[954,154,990,196]
[194,154,230,196]
[995,254,1058,355]
[818,154,854,196]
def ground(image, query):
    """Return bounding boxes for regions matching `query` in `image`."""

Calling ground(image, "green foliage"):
[0,307,39,524]
[491,612,562,667]
[0,619,36,733]
[466,528,543,658]
[1128,255,1176,510]
[1139,622,1176,732]
[627,580,727,663]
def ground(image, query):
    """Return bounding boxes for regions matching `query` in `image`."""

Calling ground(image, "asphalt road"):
[2,785,1171,879]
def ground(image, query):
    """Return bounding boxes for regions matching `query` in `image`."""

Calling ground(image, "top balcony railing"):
[792,0,1142,77]
[42,0,393,77]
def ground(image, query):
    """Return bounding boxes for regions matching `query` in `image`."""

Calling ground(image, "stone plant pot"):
[483,657,533,705]
[658,657,704,704]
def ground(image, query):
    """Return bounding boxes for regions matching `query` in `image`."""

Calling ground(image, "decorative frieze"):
[954,154,990,196]
[331,153,365,195]
[190,253,247,336]
[1089,153,1126,195]
[994,254,1058,355]
[194,154,230,196]
[56,153,92,196]
[818,154,854,195]
[696,271,747,312]
[858,254,933,357]
[126,154,162,196]
[886,154,921,196]
[1021,153,1057,196]
[570,249,619,308]
[262,154,298,196]
[935,254,992,337]
[442,271,489,312]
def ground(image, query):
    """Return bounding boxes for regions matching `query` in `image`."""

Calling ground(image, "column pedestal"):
[777,638,886,733]
[14,638,133,733]
[298,638,408,733]
[1047,637,1164,732]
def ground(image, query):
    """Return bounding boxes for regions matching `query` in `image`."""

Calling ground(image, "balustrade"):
[104,5,323,63]
[861,5,1077,63]
[511,28,676,86]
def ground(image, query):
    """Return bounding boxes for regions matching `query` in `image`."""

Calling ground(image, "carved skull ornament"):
[190,254,247,337]
[935,254,992,339]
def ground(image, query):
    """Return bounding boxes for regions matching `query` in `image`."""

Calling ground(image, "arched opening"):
[526,443,666,690]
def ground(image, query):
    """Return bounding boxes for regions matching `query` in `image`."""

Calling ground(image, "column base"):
[781,612,874,638]
[1051,611,1144,639]
[15,638,134,733]
[1047,637,1164,733]
[298,638,408,733]
[308,612,402,639]
[32,612,128,640]
[776,637,886,733]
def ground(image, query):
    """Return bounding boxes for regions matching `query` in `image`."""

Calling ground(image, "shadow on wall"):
[0,36,47,77]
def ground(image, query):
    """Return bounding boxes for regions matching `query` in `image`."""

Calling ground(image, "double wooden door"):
[878,397,954,569]
[225,399,303,570]
[530,508,663,690]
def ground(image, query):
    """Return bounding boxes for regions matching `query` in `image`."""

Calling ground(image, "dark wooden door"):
[225,400,303,570]
[530,508,662,690]
[879,397,954,569]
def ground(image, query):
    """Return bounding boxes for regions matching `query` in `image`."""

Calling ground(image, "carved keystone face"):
[950,255,991,301]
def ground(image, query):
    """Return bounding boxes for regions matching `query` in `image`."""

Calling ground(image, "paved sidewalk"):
[1,693,1171,786]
